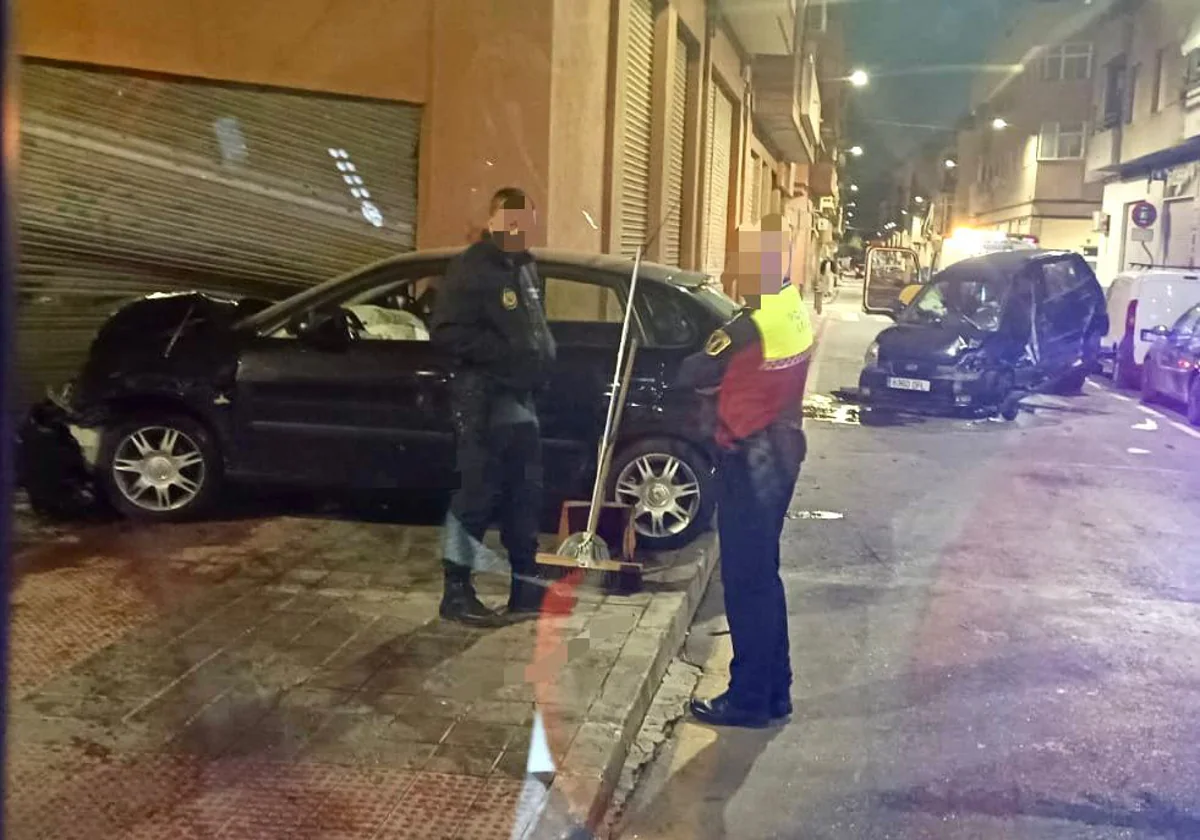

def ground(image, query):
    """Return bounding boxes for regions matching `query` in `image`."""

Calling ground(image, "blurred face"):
[730,229,788,309]
[487,203,537,252]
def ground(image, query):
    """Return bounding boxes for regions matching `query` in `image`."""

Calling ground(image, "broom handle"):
[585,339,638,539]
[583,248,642,538]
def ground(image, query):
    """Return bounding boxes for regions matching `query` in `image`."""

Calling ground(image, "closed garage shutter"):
[662,38,689,266]
[1165,198,1197,268]
[703,84,733,277]
[620,0,655,258]
[17,60,420,407]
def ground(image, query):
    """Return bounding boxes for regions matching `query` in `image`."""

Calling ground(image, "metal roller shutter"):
[662,38,688,266]
[17,60,420,407]
[620,0,655,258]
[703,84,733,277]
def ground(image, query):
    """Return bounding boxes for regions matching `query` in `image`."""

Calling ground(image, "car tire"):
[1055,367,1089,396]
[1141,362,1158,405]
[1188,377,1200,427]
[608,437,715,551]
[1113,345,1138,390]
[98,412,222,522]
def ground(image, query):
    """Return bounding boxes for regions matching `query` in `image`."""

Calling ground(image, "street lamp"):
[944,158,958,169]
[992,117,1009,130]
[849,69,870,88]
[848,145,864,157]
[847,202,857,208]
[914,196,926,204]
[849,184,859,192]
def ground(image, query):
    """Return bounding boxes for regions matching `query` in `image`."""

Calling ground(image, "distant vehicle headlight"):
[864,341,880,368]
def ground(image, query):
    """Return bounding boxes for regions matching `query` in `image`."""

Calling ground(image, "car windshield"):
[900,273,1009,332]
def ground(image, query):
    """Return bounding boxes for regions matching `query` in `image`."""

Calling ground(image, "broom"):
[553,246,643,567]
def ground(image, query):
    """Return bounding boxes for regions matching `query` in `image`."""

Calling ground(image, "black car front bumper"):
[858,365,1005,415]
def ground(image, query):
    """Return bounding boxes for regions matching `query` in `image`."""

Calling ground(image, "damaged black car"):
[18,249,736,550]
[858,249,1108,415]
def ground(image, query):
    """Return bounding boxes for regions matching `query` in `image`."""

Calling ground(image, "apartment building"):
[951,0,1109,257]
[15,0,846,403]
[1084,0,1200,285]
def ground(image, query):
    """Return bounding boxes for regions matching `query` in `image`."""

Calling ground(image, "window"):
[1042,258,1083,302]
[1126,63,1140,124]
[1038,122,1086,160]
[1171,305,1200,338]
[1041,43,1092,81]
[1152,48,1165,113]
[1104,56,1128,128]
[543,276,623,322]
[637,282,700,347]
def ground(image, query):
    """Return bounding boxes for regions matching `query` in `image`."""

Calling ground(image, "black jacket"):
[431,235,557,392]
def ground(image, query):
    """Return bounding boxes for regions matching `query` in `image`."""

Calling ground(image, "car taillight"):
[1125,300,1138,338]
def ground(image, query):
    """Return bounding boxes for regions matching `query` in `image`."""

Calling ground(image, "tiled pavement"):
[6,512,715,839]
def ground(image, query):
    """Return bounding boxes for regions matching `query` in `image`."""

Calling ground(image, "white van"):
[1102,268,1200,387]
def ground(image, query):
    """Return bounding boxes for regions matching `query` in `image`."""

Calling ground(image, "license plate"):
[887,376,931,392]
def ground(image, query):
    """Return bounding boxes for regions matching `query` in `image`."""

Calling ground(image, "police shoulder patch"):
[705,329,732,356]
[502,288,519,310]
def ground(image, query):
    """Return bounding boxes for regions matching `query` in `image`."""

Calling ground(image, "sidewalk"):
[5,509,716,839]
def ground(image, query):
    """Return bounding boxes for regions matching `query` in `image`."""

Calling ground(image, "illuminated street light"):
[992,117,1009,130]
[847,202,857,208]
[914,196,926,204]
[944,158,958,169]
[849,69,870,87]
[849,184,859,192]
[848,145,864,157]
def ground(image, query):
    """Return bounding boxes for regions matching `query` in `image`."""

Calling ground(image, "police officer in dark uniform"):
[431,187,557,625]
[675,222,815,727]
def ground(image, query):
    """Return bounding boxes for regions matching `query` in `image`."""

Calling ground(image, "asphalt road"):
[619,280,1200,840]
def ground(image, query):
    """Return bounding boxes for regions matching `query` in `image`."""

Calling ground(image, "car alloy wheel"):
[111,424,206,512]
[614,452,702,541]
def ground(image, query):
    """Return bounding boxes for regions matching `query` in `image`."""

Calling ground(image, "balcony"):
[721,0,796,56]
[752,53,815,164]
[809,161,838,198]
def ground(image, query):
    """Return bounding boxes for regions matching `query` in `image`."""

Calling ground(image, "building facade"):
[951,0,1108,260]
[1084,0,1200,286]
[15,0,847,403]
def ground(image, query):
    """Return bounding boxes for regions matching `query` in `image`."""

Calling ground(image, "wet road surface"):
[619,281,1200,839]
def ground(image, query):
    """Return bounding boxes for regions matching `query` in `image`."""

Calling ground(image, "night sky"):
[839,0,1014,230]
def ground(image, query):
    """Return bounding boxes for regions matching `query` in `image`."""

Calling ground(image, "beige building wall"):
[19,0,560,251]
[19,0,820,287]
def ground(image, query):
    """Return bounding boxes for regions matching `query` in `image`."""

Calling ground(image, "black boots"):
[439,563,499,626]
[506,572,546,617]
[440,563,546,626]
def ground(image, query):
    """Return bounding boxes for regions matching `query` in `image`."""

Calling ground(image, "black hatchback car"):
[27,248,739,549]
[1140,301,1200,425]
[859,249,1108,414]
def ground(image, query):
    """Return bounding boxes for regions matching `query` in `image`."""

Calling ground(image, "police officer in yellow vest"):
[676,215,815,728]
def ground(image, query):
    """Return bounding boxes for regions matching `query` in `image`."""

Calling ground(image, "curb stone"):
[524,537,719,839]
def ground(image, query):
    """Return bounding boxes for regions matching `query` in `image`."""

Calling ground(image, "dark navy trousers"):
[717,423,806,714]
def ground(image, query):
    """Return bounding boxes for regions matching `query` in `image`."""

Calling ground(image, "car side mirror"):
[1140,324,1171,342]
[292,309,355,352]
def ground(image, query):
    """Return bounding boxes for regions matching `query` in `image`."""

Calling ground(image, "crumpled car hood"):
[876,323,981,363]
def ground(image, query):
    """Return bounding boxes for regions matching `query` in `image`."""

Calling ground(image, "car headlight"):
[864,341,880,368]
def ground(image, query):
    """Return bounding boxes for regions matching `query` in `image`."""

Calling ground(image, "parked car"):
[1101,268,1200,389]
[1139,301,1200,425]
[858,249,1108,415]
[23,248,740,550]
